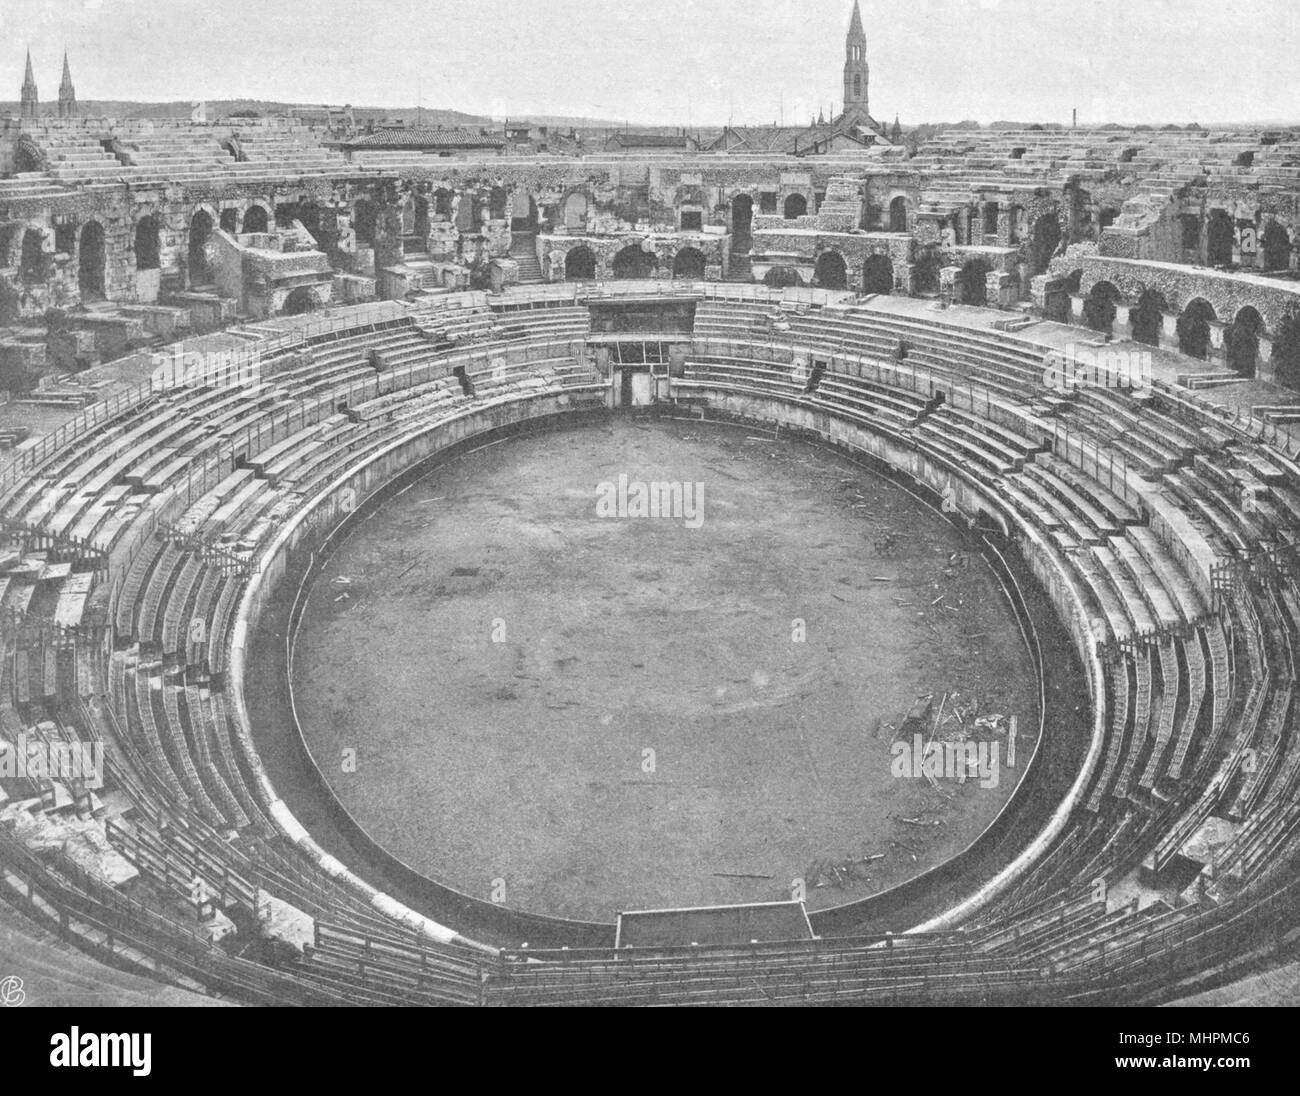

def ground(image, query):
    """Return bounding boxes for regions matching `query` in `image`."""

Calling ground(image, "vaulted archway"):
[564,245,596,281]
[1226,306,1263,378]
[1177,298,1216,359]
[242,204,270,234]
[1130,288,1168,346]
[612,244,657,280]
[814,250,847,290]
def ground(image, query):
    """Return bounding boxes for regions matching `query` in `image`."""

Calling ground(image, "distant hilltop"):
[0,98,629,129]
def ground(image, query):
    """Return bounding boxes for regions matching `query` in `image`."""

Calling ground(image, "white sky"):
[2,0,1297,126]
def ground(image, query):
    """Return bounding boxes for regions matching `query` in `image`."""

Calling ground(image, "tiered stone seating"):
[6,284,1300,1007]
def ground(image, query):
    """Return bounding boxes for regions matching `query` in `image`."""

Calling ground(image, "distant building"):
[603,131,699,153]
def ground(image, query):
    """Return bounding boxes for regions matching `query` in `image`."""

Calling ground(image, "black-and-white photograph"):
[0,0,1296,1047]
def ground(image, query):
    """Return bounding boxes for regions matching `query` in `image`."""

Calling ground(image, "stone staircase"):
[510,232,544,283]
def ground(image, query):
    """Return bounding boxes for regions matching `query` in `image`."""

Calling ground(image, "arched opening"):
[958,258,991,307]
[862,253,894,295]
[612,244,658,280]
[562,192,588,231]
[413,195,430,239]
[1261,222,1292,272]
[13,140,43,175]
[1225,306,1263,378]
[1177,298,1216,360]
[242,205,269,235]
[783,193,808,220]
[1098,206,1120,232]
[913,245,941,295]
[853,74,862,99]
[282,286,320,316]
[888,195,910,233]
[1028,213,1062,275]
[188,210,214,285]
[1130,288,1169,346]
[78,221,106,300]
[19,229,48,285]
[1272,309,1300,391]
[564,245,596,281]
[731,194,754,252]
[489,187,509,220]
[671,247,706,279]
[814,250,847,290]
[763,266,804,288]
[434,189,454,220]
[1206,210,1234,266]
[1084,281,1121,335]
[133,216,161,270]
[219,208,238,234]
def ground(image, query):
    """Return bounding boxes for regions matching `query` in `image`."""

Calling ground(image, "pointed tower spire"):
[21,49,39,121]
[842,1,869,119]
[58,51,76,119]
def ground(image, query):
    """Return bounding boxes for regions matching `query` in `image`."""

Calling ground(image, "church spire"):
[58,51,76,118]
[842,1,870,116]
[21,49,39,121]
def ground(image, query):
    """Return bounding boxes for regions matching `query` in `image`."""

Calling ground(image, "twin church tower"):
[18,50,78,121]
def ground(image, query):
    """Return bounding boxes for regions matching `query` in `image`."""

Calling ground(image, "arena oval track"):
[241,410,1092,946]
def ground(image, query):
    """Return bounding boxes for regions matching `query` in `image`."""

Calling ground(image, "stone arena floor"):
[290,418,1041,923]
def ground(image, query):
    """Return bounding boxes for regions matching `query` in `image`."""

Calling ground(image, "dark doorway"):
[612,244,657,280]
[282,286,320,315]
[1206,210,1233,265]
[1177,299,1216,359]
[1261,222,1291,271]
[242,205,269,234]
[814,250,847,289]
[862,253,894,295]
[958,259,991,306]
[889,196,910,232]
[188,209,214,285]
[134,216,161,270]
[1226,307,1263,378]
[1130,289,1168,346]
[1029,213,1062,275]
[731,194,754,252]
[1084,281,1121,335]
[78,221,106,300]
[565,246,597,281]
[783,193,808,220]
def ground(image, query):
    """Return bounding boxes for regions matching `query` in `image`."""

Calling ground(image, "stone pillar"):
[987,271,1017,309]
[1070,294,1087,325]
[1257,334,1275,384]
[895,262,915,296]
[939,265,961,306]
[1113,304,1131,336]
[1208,320,1227,366]
[1159,312,1180,352]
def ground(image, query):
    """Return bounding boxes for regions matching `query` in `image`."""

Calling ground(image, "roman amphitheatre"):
[1,2,1299,1006]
